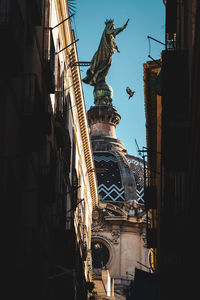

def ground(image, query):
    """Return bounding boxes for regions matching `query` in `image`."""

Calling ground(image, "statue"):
[83,18,129,105]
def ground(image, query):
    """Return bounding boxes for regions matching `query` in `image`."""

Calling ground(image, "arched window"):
[91,241,110,269]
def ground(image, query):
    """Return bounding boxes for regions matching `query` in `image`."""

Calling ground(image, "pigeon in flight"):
[126,87,135,99]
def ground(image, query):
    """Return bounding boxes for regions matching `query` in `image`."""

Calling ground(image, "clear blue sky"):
[71,0,165,157]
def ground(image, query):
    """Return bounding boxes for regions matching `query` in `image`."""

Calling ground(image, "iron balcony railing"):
[44,28,55,93]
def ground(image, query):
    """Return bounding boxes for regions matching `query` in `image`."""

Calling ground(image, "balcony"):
[72,168,78,189]
[0,0,24,75]
[72,168,78,208]
[54,109,71,155]
[81,241,87,261]
[63,128,71,173]
[55,91,64,114]
[44,28,55,93]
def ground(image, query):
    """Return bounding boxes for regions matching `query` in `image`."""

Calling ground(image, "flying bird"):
[126,87,135,99]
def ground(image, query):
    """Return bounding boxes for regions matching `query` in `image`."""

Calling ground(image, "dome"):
[93,150,144,203]
[87,98,145,204]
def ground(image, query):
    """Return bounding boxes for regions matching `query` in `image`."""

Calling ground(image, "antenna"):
[134,138,148,187]
[135,138,142,157]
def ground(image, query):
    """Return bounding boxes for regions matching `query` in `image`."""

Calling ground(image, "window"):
[91,241,110,269]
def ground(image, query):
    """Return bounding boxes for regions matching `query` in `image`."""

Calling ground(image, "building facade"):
[87,100,149,299]
[0,1,98,299]
[144,0,200,299]
[143,59,161,272]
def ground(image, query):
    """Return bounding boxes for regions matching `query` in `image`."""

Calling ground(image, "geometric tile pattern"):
[136,187,144,204]
[98,184,125,201]
[94,152,125,202]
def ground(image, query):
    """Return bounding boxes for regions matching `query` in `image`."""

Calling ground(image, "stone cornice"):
[55,1,98,209]
[69,46,99,209]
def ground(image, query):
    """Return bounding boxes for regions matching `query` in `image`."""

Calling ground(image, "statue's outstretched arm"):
[114,19,129,36]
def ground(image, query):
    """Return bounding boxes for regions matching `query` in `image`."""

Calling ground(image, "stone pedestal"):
[93,82,113,106]
[87,105,126,152]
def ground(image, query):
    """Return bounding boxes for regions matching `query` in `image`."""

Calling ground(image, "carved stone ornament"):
[122,200,145,217]
[92,209,105,232]
[111,229,120,244]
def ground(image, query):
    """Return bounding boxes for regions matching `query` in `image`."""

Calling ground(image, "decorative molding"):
[106,203,128,216]
[87,105,121,127]
[69,47,98,208]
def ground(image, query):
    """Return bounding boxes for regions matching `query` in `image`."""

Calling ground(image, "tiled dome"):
[93,150,144,203]
[87,104,145,204]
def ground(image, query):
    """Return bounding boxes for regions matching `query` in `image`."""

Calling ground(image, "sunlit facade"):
[143,59,162,273]
[0,1,98,299]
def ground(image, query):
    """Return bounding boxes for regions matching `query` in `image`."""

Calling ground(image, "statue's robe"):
[83,24,120,86]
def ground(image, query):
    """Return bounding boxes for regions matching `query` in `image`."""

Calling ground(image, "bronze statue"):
[83,19,129,87]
